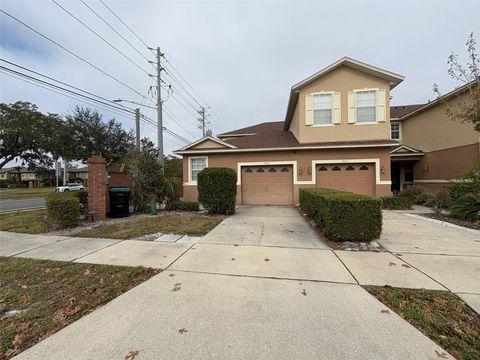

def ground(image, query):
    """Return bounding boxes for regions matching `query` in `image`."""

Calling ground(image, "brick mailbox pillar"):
[87,155,108,221]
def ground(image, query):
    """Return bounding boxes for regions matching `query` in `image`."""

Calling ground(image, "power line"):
[79,0,151,63]
[0,9,146,99]
[0,65,136,115]
[99,0,152,51]
[0,69,135,120]
[51,0,149,76]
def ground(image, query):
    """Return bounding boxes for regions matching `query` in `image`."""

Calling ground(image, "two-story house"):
[175,57,401,205]
[174,57,479,205]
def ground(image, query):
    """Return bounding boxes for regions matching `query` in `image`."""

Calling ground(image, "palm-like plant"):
[449,194,480,221]
[160,176,180,202]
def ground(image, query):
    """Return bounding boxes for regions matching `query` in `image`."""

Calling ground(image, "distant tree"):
[65,106,135,164]
[433,32,480,132]
[0,101,59,169]
[164,155,183,178]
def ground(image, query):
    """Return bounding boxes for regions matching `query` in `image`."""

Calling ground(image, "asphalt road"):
[0,197,46,213]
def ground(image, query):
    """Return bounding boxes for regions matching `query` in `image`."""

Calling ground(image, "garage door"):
[315,163,375,196]
[241,166,293,205]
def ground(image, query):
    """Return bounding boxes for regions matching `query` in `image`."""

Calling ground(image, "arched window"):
[280,167,289,172]
[244,168,253,173]
[332,166,341,171]
[359,165,369,171]
[318,166,328,171]
[346,165,355,171]
[256,167,265,173]
[268,167,277,172]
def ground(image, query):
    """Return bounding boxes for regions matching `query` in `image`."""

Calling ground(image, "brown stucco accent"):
[413,143,480,181]
[182,147,392,204]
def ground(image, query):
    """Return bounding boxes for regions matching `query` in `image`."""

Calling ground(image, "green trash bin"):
[108,187,130,218]
[149,200,157,215]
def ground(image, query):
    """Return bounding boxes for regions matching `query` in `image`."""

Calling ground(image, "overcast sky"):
[1,0,479,158]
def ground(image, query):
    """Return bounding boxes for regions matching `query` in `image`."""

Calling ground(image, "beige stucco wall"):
[400,93,479,152]
[290,65,391,143]
[190,139,229,149]
[182,147,392,204]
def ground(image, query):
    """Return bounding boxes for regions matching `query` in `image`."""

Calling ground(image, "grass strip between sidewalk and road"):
[0,210,53,234]
[364,286,480,360]
[72,213,225,239]
[0,257,158,360]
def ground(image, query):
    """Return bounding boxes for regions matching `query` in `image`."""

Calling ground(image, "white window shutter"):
[347,92,356,123]
[376,89,386,122]
[305,94,313,126]
[332,92,341,124]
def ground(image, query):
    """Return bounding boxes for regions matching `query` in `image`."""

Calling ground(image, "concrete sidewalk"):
[11,206,455,359]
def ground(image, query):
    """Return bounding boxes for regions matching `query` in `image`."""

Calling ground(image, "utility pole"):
[135,108,140,150]
[198,107,210,137]
[156,47,164,172]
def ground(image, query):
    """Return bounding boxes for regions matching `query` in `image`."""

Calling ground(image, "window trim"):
[354,88,377,123]
[390,121,401,140]
[311,91,334,126]
[188,156,208,184]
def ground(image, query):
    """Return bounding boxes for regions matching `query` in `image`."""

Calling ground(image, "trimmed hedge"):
[381,195,414,210]
[197,167,237,214]
[300,188,382,242]
[165,199,200,212]
[46,192,80,228]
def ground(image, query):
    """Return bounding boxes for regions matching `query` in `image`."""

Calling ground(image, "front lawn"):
[0,257,158,359]
[0,210,53,234]
[0,187,54,200]
[365,286,480,360]
[72,213,225,239]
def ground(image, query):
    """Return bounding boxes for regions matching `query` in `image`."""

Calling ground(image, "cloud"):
[1,0,479,157]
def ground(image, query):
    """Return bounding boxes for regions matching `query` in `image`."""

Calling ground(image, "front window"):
[391,121,401,139]
[313,93,332,125]
[190,157,207,182]
[356,90,376,123]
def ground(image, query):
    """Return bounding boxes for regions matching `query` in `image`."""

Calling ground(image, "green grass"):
[365,286,480,360]
[0,210,53,234]
[73,213,225,239]
[0,257,158,359]
[0,187,54,200]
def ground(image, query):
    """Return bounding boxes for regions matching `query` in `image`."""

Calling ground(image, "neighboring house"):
[67,166,88,183]
[0,167,54,186]
[389,84,479,192]
[174,57,479,205]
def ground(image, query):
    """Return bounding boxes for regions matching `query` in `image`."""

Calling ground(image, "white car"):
[55,183,85,192]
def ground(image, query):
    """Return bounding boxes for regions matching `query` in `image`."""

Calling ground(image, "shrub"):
[46,192,80,228]
[399,185,434,205]
[165,199,199,212]
[197,167,237,214]
[433,188,453,209]
[381,196,414,210]
[449,163,480,199]
[449,194,480,221]
[300,188,382,241]
[73,190,88,215]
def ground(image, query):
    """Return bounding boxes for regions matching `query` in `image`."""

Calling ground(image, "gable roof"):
[390,104,425,119]
[218,121,284,138]
[176,136,238,151]
[398,80,478,121]
[284,57,405,130]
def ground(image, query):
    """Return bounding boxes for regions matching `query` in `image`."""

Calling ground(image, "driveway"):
[13,206,451,360]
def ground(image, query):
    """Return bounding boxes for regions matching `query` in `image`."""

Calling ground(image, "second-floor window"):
[356,90,376,123]
[313,93,332,125]
[391,121,401,140]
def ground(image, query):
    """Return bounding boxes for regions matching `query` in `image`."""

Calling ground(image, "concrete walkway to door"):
[13,206,452,360]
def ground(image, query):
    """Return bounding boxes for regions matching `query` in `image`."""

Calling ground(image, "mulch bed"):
[420,212,480,231]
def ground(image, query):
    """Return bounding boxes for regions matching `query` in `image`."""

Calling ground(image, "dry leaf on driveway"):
[178,328,188,334]
[19,295,31,305]
[125,350,140,360]
[380,309,390,314]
